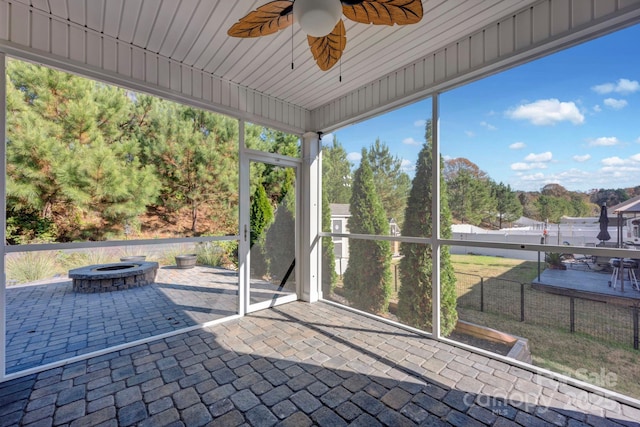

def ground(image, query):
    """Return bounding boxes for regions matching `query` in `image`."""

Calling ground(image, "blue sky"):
[326,23,640,193]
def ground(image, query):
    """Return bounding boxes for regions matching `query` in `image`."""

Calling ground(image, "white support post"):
[301,132,321,302]
[431,95,442,338]
[237,119,248,316]
[0,53,6,379]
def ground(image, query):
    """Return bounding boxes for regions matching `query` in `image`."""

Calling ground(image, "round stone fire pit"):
[69,262,159,293]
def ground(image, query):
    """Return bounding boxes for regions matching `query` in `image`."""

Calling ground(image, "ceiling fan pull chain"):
[339,22,342,82]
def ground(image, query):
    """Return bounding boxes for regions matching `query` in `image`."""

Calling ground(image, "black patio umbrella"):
[597,204,611,242]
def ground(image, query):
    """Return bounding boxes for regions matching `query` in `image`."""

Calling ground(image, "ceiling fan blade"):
[228,0,294,38]
[341,0,423,26]
[307,20,347,72]
[308,20,347,71]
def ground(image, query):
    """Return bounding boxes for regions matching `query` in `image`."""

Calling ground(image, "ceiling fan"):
[227,0,424,71]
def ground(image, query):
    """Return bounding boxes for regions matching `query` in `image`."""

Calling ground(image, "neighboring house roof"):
[329,204,351,217]
[330,205,398,222]
[560,216,599,225]
[512,216,544,227]
[611,195,640,214]
[452,224,487,233]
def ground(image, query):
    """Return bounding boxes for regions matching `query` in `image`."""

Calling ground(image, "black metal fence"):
[455,272,640,350]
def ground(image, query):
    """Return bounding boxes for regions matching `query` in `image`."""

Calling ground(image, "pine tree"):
[491,181,523,228]
[343,149,392,313]
[366,139,411,228]
[6,59,160,241]
[322,137,352,204]
[141,104,239,234]
[445,158,494,225]
[398,121,458,335]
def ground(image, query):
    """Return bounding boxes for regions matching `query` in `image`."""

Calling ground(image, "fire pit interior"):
[94,264,136,271]
[69,262,159,293]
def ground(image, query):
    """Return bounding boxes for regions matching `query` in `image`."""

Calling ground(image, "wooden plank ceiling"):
[16,0,538,111]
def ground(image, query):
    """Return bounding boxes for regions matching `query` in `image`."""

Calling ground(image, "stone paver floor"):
[6,266,240,374]
[2,301,639,426]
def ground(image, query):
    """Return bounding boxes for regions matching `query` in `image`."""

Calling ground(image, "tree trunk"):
[191,202,198,233]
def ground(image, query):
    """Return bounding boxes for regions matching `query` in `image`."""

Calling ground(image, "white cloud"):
[513,169,592,191]
[593,105,602,112]
[347,152,362,162]
[589,136,620,146]
[520,173,546,181]
[506,99,585,126]
[524,152,553,162]
[592,78,640,95]
[510,163,530,171]
[400,159,415,172]
[480,121,497,131]
[510,151,552,171]
[598,153,640,180]
[637,137,640,144]
[573,154,591,162]
[603,98,628,110]
[597,155,640,182]
[509,142,526,150]
[601,156,625,166]
[465,131,475,138]
[402,137,420,146]
[513,158,640,191]
[510,162,548,171]
[592,83,615,94]
[414,119,426,127]
[599,164,640,181]
[603,154,640,166]
[617,79,640,94]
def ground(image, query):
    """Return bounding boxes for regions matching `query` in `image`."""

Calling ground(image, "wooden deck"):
[532,265,640,303]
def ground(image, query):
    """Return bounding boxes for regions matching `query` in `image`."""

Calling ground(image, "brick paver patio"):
[2,301,639,426]
[5,266,240,374]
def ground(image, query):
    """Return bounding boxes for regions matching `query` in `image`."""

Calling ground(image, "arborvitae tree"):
[343,149,392,313]
[265,192,296,286]
[321,190,337,297]
[398,121,458,335]
[322,136,352,204]
[491,181,523,228]
[249,184,273,278]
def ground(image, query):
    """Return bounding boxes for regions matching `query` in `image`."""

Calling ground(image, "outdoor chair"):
[609,258,639,291]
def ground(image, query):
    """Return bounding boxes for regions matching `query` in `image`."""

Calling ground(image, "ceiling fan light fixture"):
[293,0,343,37]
